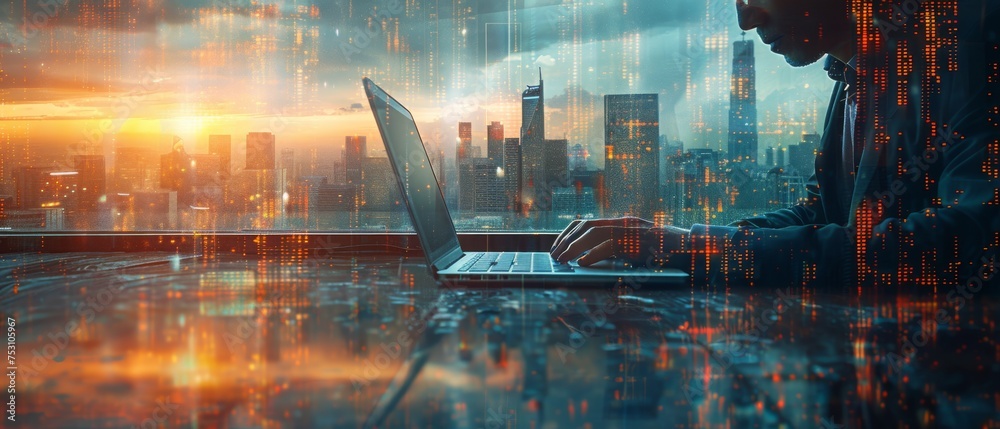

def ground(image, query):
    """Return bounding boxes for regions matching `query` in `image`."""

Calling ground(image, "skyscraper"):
[570,143,587,172]
[728,39,758,164]
[503,138,522,212]
[604,94,660,218]
[208,135,232,178]
[459,159,475,211]
[360,157,398,212]
[457,122,475,212]
[521,70,547,211]
[280,149,298,182]
[487,121,504,167]
[473,158,506,213]
[246,132,276,170]
[457,122,473,161]
[160,145,193,204]
[113,146,159,193]
[190,154,222,188]
[544,139,568,186]
[788,133,820,175]
[344,136,367,185]
[15,166,76,210]
[73,155,106,212]
[688,0,733,153]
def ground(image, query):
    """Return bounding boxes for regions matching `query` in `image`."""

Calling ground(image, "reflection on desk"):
[1,252,998,428]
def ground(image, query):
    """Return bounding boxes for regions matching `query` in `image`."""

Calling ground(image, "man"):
[551,0,1000,288]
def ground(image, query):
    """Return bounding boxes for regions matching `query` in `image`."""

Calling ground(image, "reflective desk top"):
[1,252,998,429]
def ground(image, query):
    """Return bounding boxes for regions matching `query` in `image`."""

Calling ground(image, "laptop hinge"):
[432,247,465,272]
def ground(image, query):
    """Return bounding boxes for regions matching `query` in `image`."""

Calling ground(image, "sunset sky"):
[0,0,833,166]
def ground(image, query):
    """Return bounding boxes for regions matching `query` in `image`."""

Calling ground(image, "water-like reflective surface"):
[1,252,998,428]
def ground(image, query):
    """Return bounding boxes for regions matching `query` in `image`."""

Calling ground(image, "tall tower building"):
[522,71,545,141]
[208,135,232,178]
[503,138,522,213]
[246,132,276,170]
[73,155,106,212]
[728,39,758,164]
[114,146,160,193]
[457,122,473,161]
[344,136,367,185]
[458,160,475,211]
[473,158,505,213]
[570,144,587,172]
[604,94,660,219]
[544,139,568,186]
[687,0,732,152]
[520,70,547,211]
[487,122,504,167]
[15,167,60,210]
[160,145,194,205]
[280,149,298,182]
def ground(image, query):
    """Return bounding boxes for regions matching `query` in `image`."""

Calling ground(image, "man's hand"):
[549,217,691,268]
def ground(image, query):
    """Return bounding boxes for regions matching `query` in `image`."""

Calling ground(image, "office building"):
[15,166,78,210]
[553,186,598,219]
[455,122,475,211]
[503,138,522,212]
[521,70,547,211]
[459,159,476,212]
[160,147,191,191]
[360,157,398,212]
[73,155,106,212]
[457,122,473,161]
[315,183,357,212]
[191,154,223,187]
[344,136,367,185]
[487,122,504,167]
[208,135,232,178]
[788,133,820,175]
[473,158,506,213]
[545,139,568,186]
[604,94,660,218]
[246,132,276,170]
[229,169,285,229]
[280,149,298,183]
[570,143,587,172]
[114,146,159,192]
[728,40,759,164]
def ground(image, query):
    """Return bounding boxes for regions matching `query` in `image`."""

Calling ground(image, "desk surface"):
[1,252,998,429]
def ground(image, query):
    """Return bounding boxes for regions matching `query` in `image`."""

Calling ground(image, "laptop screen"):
[365,78,461,266]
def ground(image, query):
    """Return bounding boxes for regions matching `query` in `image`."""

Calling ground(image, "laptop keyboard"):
[456,252,572,273]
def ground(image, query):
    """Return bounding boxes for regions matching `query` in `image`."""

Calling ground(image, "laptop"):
[363,77,688,284]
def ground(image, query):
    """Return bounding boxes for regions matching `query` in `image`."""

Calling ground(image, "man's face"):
[736,0,853,67]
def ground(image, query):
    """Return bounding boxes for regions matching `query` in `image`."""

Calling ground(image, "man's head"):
[736,0,855,66]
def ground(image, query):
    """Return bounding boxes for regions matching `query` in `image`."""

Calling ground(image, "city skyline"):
[0,0,834,232]
[2,50,821,229]
[1,0,833,170]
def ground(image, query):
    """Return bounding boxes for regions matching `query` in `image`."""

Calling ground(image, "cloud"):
[534,55,556,67]
[4,0,279,34]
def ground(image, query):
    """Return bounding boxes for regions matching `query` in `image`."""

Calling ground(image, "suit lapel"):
[819,81,850,225]
[848,127,879,222]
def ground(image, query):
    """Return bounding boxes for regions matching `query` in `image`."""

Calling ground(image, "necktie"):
[824,56,863,168]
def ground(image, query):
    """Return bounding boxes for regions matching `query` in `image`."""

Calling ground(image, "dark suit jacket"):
[690,0,1000,289]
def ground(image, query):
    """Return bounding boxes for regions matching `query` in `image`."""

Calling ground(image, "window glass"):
[0,1,833,232]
